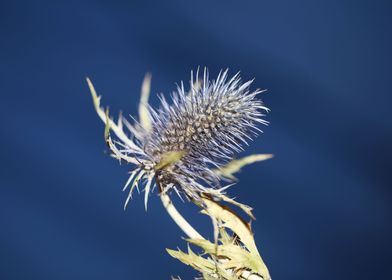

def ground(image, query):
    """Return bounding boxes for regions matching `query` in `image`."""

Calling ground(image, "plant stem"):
[160,192,204,240]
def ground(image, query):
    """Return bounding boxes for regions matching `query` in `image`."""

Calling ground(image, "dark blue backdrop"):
[1,0,391,279]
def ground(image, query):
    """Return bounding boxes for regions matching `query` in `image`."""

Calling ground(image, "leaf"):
[200,198,270,279]
[219,227,234,246]
[154,151,186,171]
[166,247,215,273]
[86,78,143,155]
[167,246,238,280]
[166,198,271,279]
[215,154,273,180]
[188,239,262,274]
[216,193,255,220]
[138,73,152,132]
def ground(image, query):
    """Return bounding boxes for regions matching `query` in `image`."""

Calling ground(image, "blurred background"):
[1,0,391,279]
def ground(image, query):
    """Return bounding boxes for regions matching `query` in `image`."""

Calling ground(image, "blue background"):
[1,0,391,279]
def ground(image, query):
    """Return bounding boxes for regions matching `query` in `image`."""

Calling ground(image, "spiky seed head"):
[142,69,268,200]
[89,68,269,206]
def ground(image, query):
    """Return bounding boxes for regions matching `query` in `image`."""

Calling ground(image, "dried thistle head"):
[87,69,269,209]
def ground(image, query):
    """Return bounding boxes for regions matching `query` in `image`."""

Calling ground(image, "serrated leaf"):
[200,199,255,252]
[167,246,238,280]
[218,194,255,220]
[200,199,270,279]
[186,237,265,276]
[166,248,215,273]
[187,239,252,269]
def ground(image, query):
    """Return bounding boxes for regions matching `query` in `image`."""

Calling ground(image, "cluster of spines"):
[144,69,268,189]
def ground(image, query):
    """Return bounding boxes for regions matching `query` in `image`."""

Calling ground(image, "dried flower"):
[87,69,272,280]
[87,69,268,209]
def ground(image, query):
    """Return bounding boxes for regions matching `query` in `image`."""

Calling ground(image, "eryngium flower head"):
[146,70,268,192]
[88,69,269,208]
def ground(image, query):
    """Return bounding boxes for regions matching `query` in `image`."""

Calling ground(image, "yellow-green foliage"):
[214,154,273,180]
[167,197,271,280]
